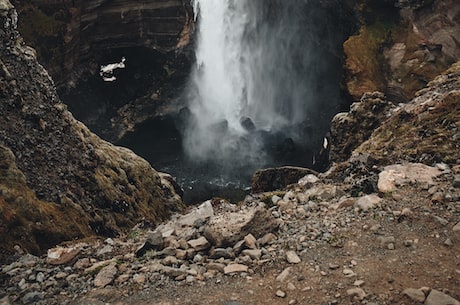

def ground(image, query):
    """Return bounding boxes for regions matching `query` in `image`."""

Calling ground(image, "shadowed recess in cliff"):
[182,0,351,181]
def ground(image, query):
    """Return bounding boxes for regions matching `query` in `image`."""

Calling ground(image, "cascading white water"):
[184,0,344,177]
[185,0,265,168]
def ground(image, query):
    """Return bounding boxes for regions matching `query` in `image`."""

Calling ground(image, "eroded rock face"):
[355,61,460,166]
[329,92,396,163]
[344,0,460,101]
[0,2,183,262]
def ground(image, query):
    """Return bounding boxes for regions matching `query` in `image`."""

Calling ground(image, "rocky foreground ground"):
[1,161,459,305]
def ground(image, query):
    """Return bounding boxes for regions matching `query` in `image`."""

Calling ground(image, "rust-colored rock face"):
[344,0,460,101]
[0,2,183,262]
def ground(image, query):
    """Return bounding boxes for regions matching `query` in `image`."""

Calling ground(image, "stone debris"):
[276,267,292,282]
[346,287,366,300]
[0,159,459,304]
[93,263,117,287]
[275,290,286,298]
[46,246,81,265]
[286,251,301,264]
[354,194,382,211]
[224,264,249,274]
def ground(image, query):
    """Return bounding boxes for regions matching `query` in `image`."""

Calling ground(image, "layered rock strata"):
[0,1,183,262]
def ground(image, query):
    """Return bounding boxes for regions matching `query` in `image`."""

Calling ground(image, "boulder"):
[252,166,318,193]
[378,163,441,192]
[203,207,280,247]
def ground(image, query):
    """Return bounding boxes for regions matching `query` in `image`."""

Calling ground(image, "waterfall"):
[184,0,345,178]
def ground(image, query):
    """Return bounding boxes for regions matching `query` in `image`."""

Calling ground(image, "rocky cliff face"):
[329,60,459,181]
[0,1,183,262]
[11,0,193,141]
[344,0,460,101]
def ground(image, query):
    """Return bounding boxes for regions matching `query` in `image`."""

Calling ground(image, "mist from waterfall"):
[183,0,345,180]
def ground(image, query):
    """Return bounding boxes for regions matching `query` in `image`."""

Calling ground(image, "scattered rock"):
[258,233,277,245]
[425,289,460,305]
[241,249,262,260]
[21,292,44,304]
[453,222,460,232]
[298,174,319,187]
[276,267,291,282]
[203,207,279,247]
[176,201,214,227]
[46,246,81,265]
[403,288,426,302]
[244,234,258,249]
[0,296,11,305]
[224,264,248,274]
[347,287,366,300]
[275,290,286,298]
[286,251,301,264]
[355,194,382,211]
[136,231,164,257]
[93,264,117,287]
[433,216,449,226]
[187,237,211,251]
[132,274,146,285]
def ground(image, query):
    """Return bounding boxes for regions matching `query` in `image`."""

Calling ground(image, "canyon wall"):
[12,0,193,141]
[0,1,184,262]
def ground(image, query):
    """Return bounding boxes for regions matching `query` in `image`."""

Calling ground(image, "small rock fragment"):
[425,289,460,305]
[276,267,291,282]
[132,273,146,284]
[402,288,426,303]
[242,249,262,260]
[453,222,460,232]
[21,292,44,304]
[187,237,210,251]
[433,216,449,226]
[0,296,11,305]
[136,231,164,257]
[286,251,301,264]
[346,288,366,300]
[355,194,382,211]
[258,233,277,245]
[93,264,117,287]
[224,264,248,274]
[276,290,286,298]
[47,247,80,265]
[244,234,258,249]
